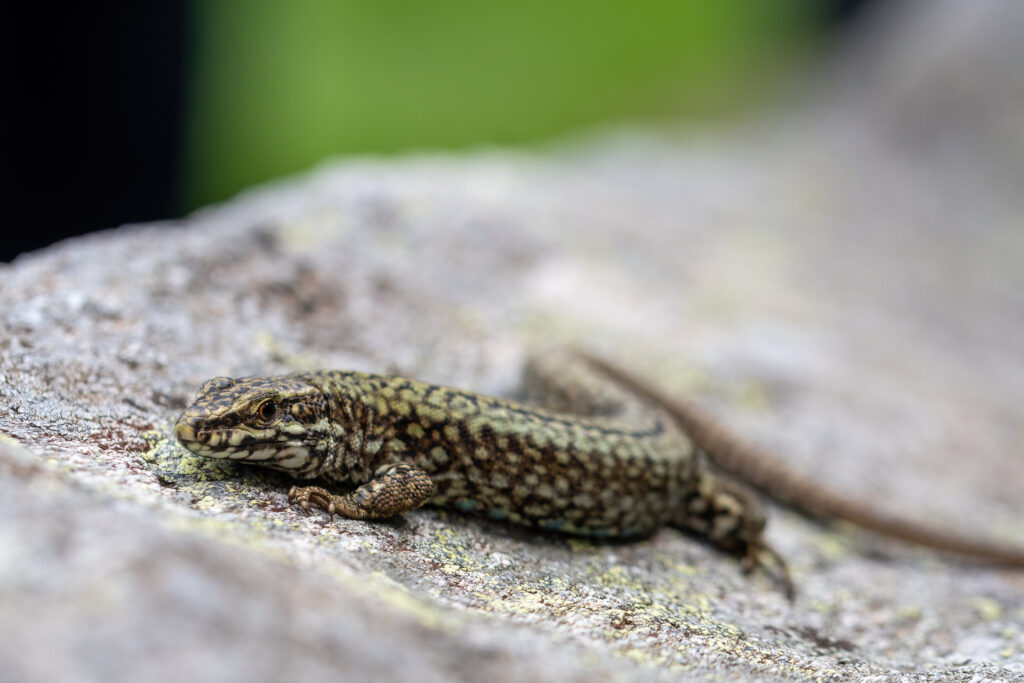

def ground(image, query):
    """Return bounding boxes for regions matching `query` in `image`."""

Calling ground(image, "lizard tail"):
[577,349,1024,567]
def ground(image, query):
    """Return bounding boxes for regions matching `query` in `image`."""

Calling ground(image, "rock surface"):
[2,2,1024,680]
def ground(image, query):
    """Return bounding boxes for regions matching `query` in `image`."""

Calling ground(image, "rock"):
[2,2,1023,680]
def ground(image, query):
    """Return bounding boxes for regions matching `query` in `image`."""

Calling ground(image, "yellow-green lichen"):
[141,428,234,482]
[423,527,490,576]
[895,604,922,621]
[969,596,1002,620]
[813,528,854,561]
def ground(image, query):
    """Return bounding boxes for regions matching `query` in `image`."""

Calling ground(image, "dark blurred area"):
[3,1,872,263]
[4,4,187,262]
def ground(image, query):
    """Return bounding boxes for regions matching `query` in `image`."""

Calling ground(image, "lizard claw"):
[288,485,335,517]
[746,541,795,602]
[287,486,310,513]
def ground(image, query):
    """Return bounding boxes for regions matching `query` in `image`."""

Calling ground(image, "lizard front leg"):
[289,462,435,519]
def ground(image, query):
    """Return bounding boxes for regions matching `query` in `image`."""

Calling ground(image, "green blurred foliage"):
[186,1,816,209]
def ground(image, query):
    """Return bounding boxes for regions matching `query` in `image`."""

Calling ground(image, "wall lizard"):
[174,349,1024,595]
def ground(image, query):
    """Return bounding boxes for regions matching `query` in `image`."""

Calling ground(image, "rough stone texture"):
[2,1,1024,681]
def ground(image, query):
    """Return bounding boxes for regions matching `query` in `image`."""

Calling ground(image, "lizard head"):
[174,375,333,478]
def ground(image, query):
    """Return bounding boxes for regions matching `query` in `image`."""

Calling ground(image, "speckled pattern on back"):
[175,351,768,553]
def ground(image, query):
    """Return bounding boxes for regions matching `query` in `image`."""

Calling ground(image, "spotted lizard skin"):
[174,350,773,566]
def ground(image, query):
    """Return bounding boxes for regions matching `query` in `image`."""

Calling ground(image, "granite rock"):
[2,2,1023,680]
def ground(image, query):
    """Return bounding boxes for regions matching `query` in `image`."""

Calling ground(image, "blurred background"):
[4,1,871,263]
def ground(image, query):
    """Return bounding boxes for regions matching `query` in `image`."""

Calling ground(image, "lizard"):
[174,349,1024,596]
[174,349,793,594]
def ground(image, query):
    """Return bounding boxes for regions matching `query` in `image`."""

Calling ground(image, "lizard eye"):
[255,400,277,422]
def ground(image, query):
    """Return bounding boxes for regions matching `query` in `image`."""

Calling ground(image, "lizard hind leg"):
[673,469,794,599]
[289,462,435,520]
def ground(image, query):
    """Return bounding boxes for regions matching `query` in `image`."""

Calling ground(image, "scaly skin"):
[174,351,786,589]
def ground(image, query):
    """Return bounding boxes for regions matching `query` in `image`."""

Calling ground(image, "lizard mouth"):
[201,439,307,459]
[174,419,307,460]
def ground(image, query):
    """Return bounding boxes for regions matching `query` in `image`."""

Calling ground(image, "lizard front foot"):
[288,485,336,516]
[287,464,435,521]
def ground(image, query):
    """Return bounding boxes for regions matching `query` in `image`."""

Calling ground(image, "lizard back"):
[177,353,699,537]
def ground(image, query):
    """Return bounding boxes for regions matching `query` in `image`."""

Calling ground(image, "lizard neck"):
[302,371,390,484]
